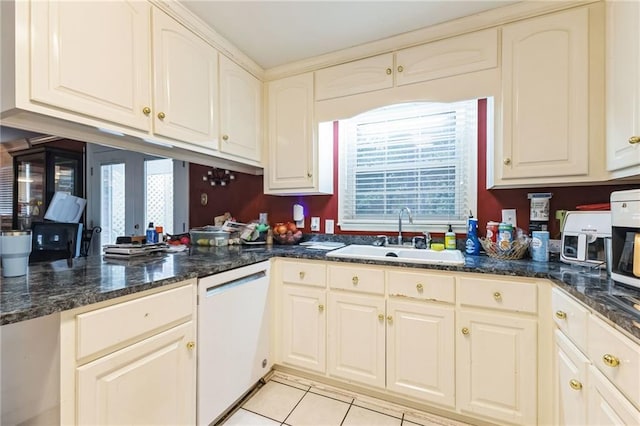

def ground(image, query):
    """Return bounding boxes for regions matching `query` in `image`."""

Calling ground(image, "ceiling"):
[180,1,517,70]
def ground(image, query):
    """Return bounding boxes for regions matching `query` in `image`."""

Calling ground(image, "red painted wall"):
[190,101,637,238]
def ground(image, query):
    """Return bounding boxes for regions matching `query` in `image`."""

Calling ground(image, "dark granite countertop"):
[2,241,639,341]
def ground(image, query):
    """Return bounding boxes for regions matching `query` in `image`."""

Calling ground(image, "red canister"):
[486,221,500,243]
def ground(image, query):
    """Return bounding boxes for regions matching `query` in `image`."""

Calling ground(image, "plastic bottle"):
[146,222,156,244]
[445,224,456,250]
[155,225,164,243]
[465,217,480,255]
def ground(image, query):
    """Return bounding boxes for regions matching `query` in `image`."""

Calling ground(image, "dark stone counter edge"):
[2,248,639,343]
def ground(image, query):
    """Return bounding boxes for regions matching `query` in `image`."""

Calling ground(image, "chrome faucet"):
[398,207,414,246]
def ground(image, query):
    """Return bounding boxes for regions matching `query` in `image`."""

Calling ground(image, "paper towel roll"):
[293,204,304,221]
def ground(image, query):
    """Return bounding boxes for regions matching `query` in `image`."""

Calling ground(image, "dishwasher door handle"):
[205,270,267,297]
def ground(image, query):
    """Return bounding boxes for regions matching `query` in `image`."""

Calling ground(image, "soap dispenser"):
[445,224,456,250]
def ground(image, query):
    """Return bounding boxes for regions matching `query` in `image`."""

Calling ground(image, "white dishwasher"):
[197,261,271,426]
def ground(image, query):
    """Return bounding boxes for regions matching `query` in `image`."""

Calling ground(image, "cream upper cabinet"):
[328,291,386,389]
[315,54,393,101]
[494,4,606,187]
[219,56,262,162]
[30,1,151,131]
[314,29,498,101]
[265,72,333,195]
[387,298,455,408]
[152,8,218,148]
[606,0,640,176]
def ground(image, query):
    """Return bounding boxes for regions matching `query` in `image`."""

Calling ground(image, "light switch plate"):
[325,219,334,234]
[310,217,320,231]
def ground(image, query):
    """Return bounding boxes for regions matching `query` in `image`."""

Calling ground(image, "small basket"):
[479,237,530,260]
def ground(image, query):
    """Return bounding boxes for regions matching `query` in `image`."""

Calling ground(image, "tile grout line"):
[339,399,355,426]
[281,386,312,425]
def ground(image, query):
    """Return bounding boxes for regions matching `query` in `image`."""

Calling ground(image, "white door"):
[281,286,326,373]
[457,310,537,425]
[30,0,151,131]
[87,145,188,250]
[387,299,455,408]
[328,292,385,388]
[76,322,195,425]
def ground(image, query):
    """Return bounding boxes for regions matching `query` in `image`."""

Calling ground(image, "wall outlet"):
[310,217,320,232]
[325,219,334,234]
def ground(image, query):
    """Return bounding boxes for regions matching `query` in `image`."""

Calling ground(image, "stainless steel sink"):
[326,244,465,266]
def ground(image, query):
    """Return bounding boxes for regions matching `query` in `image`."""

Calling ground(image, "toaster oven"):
[560,211,611,267]
[611,189,640,290]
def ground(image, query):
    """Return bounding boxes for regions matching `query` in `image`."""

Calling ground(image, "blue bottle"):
[146,222,157,244]
[465,217,480,255]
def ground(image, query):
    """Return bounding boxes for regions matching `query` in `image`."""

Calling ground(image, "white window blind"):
[338,100,477,232]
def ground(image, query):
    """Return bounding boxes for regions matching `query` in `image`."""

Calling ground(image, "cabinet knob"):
[461,327,470,335]
[157,112,166,120]
[397,65,404,73]
[378,313,384,320]
[352,276,359,285]
[299,271,305,279]
[186,341,195,350]
[503,158,512,166]
[386,68,392,75]
[493,291,502,301]
[222,134,229,141]
[416,283,423,291]
[569,379,583,391]
[555,310,567,320]
[629,136,640,144]
[307,172,312,178]
[602,353,620,367]
[318,304,324,312]
[387,315,393,323]
[142,106,151,116]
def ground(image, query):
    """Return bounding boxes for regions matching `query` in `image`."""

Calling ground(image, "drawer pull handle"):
[629,136,640,144]
[186,341,195,350]
[569,379,583,390]
[461,327,470,335]
[222,134,229,141]
[142,106,151,115]
[387,315,393,323]
[157,111,166,120]
[378,313,384,321]
[385,68,392,75]
[299,271,305,279]
[555,311,567,320]
[318,304,324,312]
[397,65,404,73]
[416,283,423,291]
[603,353,620,367]
[352,276,359,285]
[493,291,502,301]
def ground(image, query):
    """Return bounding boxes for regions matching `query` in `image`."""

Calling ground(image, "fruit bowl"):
[272,222,303,245]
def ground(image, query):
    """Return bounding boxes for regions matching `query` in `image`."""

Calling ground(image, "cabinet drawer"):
[281,261,326,287]
[328,265,385,295]
[76,284,194,360]
[458,276,537,313]
[588,315,640,408]
[551,288,589,352]
[387,270,455,303]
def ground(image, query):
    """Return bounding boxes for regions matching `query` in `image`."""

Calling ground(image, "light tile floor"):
[220,372,473,426]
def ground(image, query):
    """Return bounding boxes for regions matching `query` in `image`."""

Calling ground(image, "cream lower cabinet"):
[387,299,455,408]
[555,330,589,425]
[588,365,640,425]
[328,292,386,388]
[60,281,197,425]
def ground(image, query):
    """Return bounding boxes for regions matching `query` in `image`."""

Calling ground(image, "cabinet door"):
[606,0,640,173]
[219,56,262,162]
[76,322,195,425]
[555,330,589,426]
[281,285,326,373]
[387,299,455,408]
[30,1,151,131]
[500,8,589,180]
[457,310,537,425]
[328,292,385,388]
[152,8,218,147]
[265,73,317,191]
[587,366,640,425]
[315,54,393,100]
